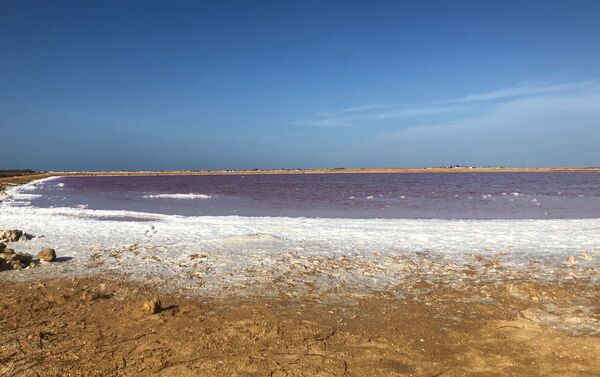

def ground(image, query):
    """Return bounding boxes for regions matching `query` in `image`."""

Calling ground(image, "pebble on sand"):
[142,298,162,314]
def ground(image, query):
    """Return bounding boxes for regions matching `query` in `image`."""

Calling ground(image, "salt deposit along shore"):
[1,175,600,376]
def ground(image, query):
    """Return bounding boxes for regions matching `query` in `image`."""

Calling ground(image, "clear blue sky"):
[1,0,599,170]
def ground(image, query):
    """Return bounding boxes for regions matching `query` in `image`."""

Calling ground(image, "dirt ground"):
[1,276,599,377]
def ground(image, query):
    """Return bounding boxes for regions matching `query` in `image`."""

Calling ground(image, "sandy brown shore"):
[1,172,600,376]
[0,173,55,196]
[1,276,599,376]
[41,166,600,176]
[3,165,600,182]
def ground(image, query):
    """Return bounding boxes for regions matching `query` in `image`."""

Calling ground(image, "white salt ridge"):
[3,176,61,197]
[1,177,60,205]
[1,203,599,263]
[143,193,212,199]
[11,193,42,200]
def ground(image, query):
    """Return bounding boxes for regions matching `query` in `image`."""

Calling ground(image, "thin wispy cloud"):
[366,85,600,166]
[437,80,596,104]
[291,117,357,128]
[314,104,390,117]
[374,104,465,120]
[296,79,598,128]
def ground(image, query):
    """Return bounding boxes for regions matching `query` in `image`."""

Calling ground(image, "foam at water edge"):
[142,193,212,199]
[1,176,62,205]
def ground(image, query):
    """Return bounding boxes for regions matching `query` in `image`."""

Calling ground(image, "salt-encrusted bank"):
[1,178,599,297]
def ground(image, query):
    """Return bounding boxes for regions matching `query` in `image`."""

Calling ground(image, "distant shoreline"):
[1,167,599,195]
[32,166,600,177]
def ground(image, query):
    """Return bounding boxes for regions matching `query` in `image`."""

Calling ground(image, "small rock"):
[142,298,162,314]
[581,252,593,261]
[0,242,5,252]
[0,248,16,259]
[13,253,33,264]
[0,250,32,263]
[37,248,57,262]
[567,255,576,265]
[0,229,24,242]
[82,291,101,301]
[0,249,33,270]
[8,260,23,270]
[82,287,111,301]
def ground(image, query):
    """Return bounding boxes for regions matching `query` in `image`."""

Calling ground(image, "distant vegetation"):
[0,169,37,177]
